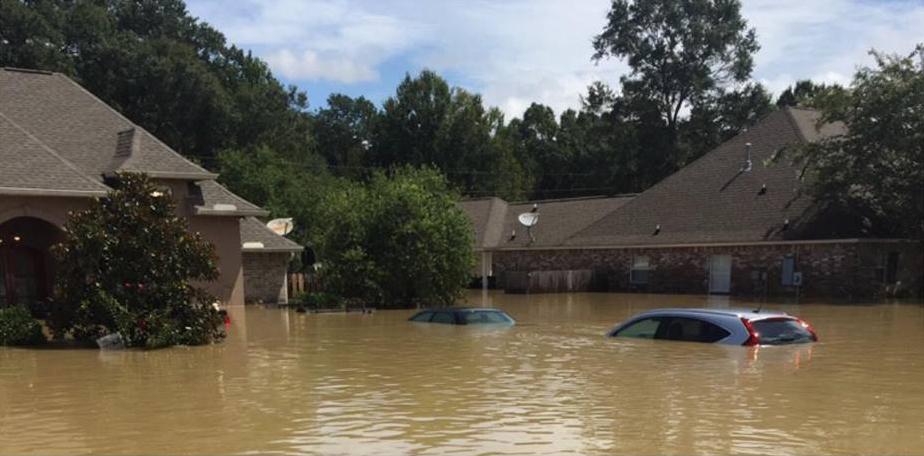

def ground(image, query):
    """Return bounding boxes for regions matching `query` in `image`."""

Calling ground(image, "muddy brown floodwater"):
[2,291,923,455]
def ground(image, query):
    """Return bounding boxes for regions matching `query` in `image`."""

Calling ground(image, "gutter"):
[0,187,108,197]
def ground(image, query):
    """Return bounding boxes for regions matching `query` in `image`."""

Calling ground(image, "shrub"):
[0,306,46,346]
[292,291,342,309]
[48,172,224,348]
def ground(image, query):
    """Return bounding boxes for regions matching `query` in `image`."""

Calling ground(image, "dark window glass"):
[461,310,513,324]
[886,252,899,283]
[430,312,455,324]
[614,318,661,338]
[752,318,814,345]
[409,311,434,322]
[657,317,730,343]
[781,256,795,285]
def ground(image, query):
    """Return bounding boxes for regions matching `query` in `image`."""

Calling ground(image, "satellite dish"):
[517,212,539,244]
[518,213,539,227]
[266,218,294,236]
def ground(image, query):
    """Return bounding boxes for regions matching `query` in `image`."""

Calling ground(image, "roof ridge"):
[53,73,216,180]
[0,110,111,193]
[509,194,637,205]
[2,67,54,75]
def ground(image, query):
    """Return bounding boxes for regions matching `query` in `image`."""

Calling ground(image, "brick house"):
[0,67,300,306]
[459,107,922,298]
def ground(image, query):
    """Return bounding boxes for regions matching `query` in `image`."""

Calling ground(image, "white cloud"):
[187,0,924,116]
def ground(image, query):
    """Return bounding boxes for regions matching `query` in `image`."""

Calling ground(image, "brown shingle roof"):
[191,180,269,217]
[458,195,635,250]
[0,112,110,196]
[240,217,303,252]
[0,67,216,182]
[564,107,840,247]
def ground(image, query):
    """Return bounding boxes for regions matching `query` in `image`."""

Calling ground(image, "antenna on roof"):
[741,142,753,173]
[517,212,539,245]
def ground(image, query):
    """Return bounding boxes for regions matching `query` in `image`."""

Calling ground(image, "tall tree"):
[314,94,378,178]
[780,45,924,243]
[592,0,759,132]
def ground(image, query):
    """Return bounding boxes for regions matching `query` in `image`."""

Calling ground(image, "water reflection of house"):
[459,107,922,298]
[0,67,301,307]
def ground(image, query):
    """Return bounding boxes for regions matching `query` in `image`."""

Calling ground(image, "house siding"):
[242,252,289,304]
[492,241,922,298]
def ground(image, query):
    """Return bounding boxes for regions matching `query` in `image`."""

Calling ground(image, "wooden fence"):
[287,273,323,296]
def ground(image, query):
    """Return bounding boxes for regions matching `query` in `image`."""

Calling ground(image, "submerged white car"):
[606,308,818,346]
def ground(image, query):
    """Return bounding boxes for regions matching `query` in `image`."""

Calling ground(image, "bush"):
[0,306,46,346]
[48,172,224,348]
[292,291,342,309]
[311,166,475,308]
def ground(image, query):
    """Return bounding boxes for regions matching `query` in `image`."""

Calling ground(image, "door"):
[0,245,47,306]
[709,255,732,294]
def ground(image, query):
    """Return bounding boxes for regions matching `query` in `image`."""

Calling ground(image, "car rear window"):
[752,318,814,345]
[409,311,434,322]
[430,312,455,324]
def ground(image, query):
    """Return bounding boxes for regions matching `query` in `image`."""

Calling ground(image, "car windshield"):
[460,310,514,325]
[752,318,814,345]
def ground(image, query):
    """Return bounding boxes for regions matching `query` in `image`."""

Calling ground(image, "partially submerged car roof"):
[628,307,791,321]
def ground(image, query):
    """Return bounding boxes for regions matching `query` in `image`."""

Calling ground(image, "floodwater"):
[2,291,923,455]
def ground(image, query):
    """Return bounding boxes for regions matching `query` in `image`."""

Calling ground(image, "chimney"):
[115,128,139,157]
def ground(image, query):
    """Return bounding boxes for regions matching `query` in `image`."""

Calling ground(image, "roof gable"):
[0,68,216,182]
[565,108,823,246]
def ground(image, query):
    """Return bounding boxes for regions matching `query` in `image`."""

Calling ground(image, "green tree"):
[780,45,924,242]
[48,173,224,348]
[314,94,379,178]
[311,167,475,308]
[592,0,758,131]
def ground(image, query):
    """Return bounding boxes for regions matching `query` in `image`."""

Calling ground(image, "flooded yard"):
[2,291,923,455]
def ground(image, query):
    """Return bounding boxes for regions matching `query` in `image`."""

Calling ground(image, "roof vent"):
[115,128,139,157]
[740,142,752,173]
[212,204,237,211]
[242,242,264,249]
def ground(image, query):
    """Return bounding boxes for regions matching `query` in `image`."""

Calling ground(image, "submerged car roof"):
[629,308,791,321]
[420,307,506,312]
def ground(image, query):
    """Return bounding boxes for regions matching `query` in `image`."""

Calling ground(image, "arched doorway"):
[0,217,61,307]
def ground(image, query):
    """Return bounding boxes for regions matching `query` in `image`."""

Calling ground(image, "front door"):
[709,255,732,294]
[0,245,47,307]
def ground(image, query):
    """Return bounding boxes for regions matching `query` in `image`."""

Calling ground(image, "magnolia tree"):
[311,167,475,308]
[49,173,224,348]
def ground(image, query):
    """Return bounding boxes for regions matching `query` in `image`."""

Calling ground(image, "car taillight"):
[797,318,819,341]
[740,317,760,346]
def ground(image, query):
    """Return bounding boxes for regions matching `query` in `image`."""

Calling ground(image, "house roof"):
[0,68,216,181]
[191,180,270,217]
[0,112,110,197]
[458,194,635,250]
[564,107,845,247]
[240,217,303,252]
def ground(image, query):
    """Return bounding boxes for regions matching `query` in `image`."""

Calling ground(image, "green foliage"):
[311,167,475,308]
[48,173,224,348]
[779,44,924,242]
[291,291,342,309]
[593,0,759,130]
[0,306,46,346]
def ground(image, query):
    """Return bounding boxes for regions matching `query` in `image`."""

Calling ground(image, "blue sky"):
[185,0,924,118]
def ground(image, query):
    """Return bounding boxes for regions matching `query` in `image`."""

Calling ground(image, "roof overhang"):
[242,245,304,253]
[195,207,271,217]
[0,187,108,197]
[104,171,219,180]
[488,238,917,251]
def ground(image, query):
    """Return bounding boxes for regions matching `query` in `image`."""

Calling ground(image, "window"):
[430,312,455,324]
[751,318,814,345]
[630,256,650,284]
[461,310,514,325]
[781,255,795,285]
[657,317,730,343]
[410,311,434,322]
[614,318,660,339]
[876,252,899,283]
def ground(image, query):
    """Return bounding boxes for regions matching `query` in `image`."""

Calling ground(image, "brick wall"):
[242,252,289,304]
[492,241,922,298]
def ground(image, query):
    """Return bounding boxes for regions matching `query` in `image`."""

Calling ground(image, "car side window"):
[658,317,730,343]
[431,312,455,324]
[410,311,434,322]
[615,318,661,338]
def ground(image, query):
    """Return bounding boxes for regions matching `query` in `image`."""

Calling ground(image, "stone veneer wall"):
[492,241,922,298]
[242,252,289,304]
